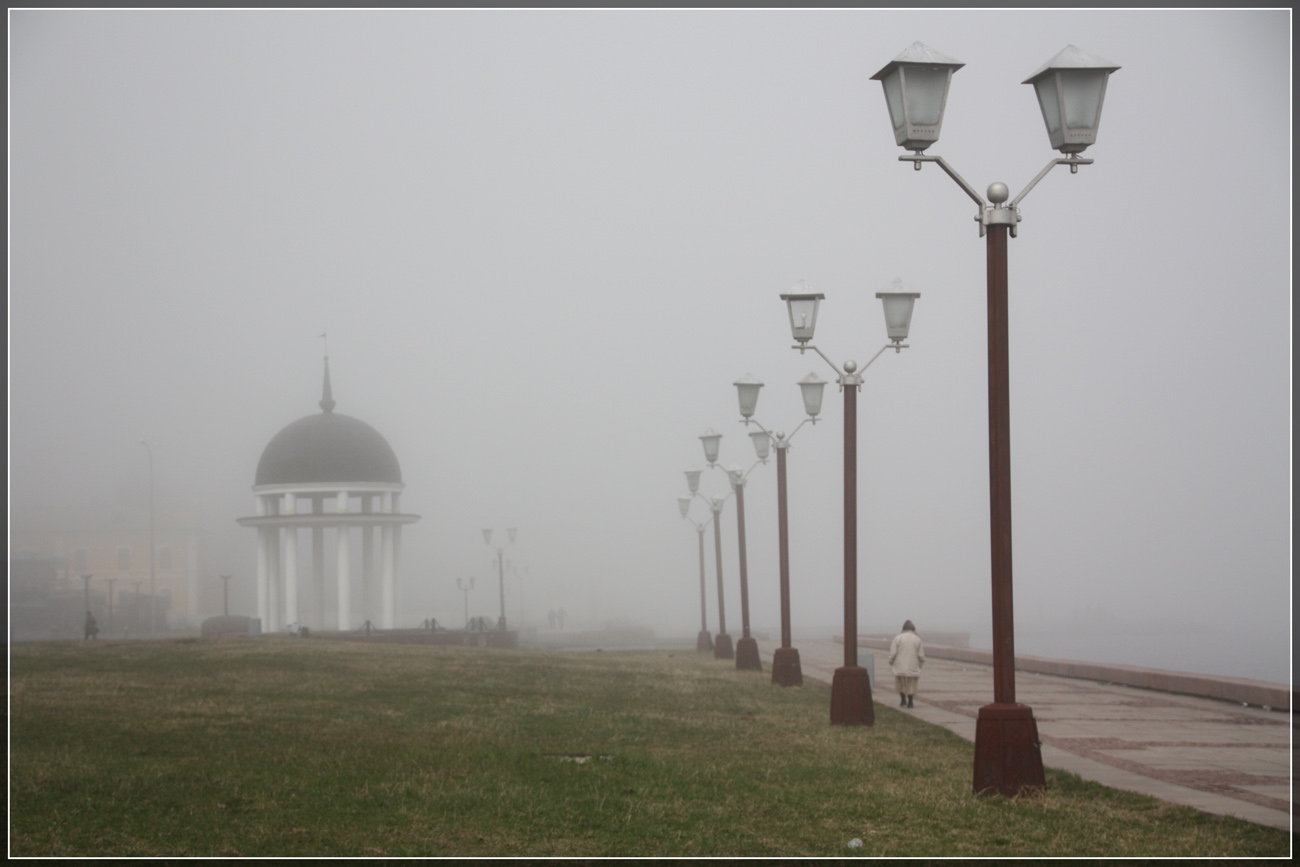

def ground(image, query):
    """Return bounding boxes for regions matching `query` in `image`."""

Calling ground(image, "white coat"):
[889,630,925,678]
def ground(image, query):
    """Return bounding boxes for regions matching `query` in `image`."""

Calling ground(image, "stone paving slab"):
[767,639,1292,832]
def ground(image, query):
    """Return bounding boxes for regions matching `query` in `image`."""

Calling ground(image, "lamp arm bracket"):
[784,416,814,444]
[902,153,986,212]
[855,343,895,375]
[743,417,775,438]
[794,343,844,378]
[1009,156,1095,210]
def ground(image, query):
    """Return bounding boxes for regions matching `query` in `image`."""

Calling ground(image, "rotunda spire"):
[320,355,336,413]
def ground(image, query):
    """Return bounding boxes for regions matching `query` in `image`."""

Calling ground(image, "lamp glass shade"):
[734,374,764,419]
[1023,45,1119,154]
[699,429,722,464]
[481,529,493,545]
[876,282,921,342]
[780,289,825,343]
[749,430,771,461]
[798,371,828,418]
[684,469,702,494]
[507,528,517,544]
[871,42,964,151]
[678,497,692,518]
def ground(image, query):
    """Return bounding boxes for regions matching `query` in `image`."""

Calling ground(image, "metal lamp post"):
[872,41,1119,795]
[781,279,920,725]
[678,495,714,653]
[456,576,476,628]
[138,440,158,638]
[220,574,232,616]
[684,463,733,660]
[482,528,516,631]
[104,576,117,638]
[733,371,828,686]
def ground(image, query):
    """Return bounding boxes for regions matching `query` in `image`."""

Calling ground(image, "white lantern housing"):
[876,280,921,343]
[699,429,722,465]
[481,529,493,545]
[798,371,828,418]
[684,469,702,494]
[749,430,771,461]
[734,373,764,419]
[678,497,692,518]
[1022,45,1120,154]
[871,42,965,152]
[780,281,825,344]
[507,528,517,544]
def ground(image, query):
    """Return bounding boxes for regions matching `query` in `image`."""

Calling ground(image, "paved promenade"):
[783,639,1292,831]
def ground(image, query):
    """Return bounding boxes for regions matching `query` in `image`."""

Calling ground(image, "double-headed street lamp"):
[732,371,828,687]
[677,495,714,653]
[456,576,476,628]
[871,41,1119,796]
[781,279,920,725]
[482,528,517,631]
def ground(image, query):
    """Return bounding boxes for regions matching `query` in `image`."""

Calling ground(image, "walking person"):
[889,620,924,708]
[84,611,99,641]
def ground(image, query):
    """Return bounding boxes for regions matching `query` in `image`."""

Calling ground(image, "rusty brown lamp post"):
[684,462,734,660]
[871,41,1119,794]
[678,495,714,653]
[781,280,920,724]
[482,528,516,631]
[733,372,828,686]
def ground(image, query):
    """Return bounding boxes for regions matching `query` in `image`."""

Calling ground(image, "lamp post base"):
[713,632,734,660]
[734,637,762,671]
[829,666,874,726]
[771,646,803,687]
[696,630,714,652]
[973,703,1046,797]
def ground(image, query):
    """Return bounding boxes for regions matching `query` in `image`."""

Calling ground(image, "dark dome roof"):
[255,411,402,486]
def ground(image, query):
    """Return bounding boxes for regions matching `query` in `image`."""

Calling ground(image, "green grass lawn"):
[8,638,1290,857]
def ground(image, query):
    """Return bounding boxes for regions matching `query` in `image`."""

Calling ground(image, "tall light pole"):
[871,41,1119,795]
[220,575,232,616]
[81,573,93,615]
[139,440,158,638]
[684,464,734,661]
[781,280,920,724]
[733,371,828,686]
[104,576,117,638]
[677,496,713,653]
[456,576,476,628]
[482,528,516,631]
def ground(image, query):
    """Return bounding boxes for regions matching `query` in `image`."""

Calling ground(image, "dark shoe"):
[900,694,907,706]
[907,696,914,708]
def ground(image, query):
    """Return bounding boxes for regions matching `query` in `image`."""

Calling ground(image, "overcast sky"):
[9,9,1291,683]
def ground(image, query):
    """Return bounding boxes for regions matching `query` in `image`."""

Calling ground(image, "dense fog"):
[9,10,1290,684]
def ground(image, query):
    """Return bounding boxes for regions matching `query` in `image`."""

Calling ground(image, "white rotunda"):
[237,358,420,632]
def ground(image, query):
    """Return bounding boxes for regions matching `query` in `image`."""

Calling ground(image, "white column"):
[283,494,298,627]
[392,492,402,626]
[380,492,394,629]
[269,523,281,633]
[256,496,269,629]
[336,492,351,630]
[362,496,374,627]
[312,496,325,629]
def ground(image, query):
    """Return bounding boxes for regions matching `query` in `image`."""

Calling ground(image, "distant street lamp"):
[677,495,713,653]
[683,464,735,660]
[139,440,159,638]
[871,41,1119,795]
[220,575,232,616]
[81,573,92,614]
[733,371,828,686]
[781,279,920,724]
[686,431,766,670]
[104,576,117,638]
[482,528,517,631]
[456,576,476,628]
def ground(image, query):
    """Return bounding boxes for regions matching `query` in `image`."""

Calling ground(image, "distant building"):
[9,499,204,639]
[237,357,420,632]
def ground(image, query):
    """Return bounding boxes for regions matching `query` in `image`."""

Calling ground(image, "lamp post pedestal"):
[731,480,762,672]
[710,505,734,660]
[973,703,1045,796]
[735,637,761,670]
[697,630,714,652]
[713,632,734,660]
[830,666,874,725]
[771,647,803,687]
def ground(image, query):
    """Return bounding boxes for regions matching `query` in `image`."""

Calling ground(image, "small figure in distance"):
[84,611,99,641]
[889,619,925,708]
